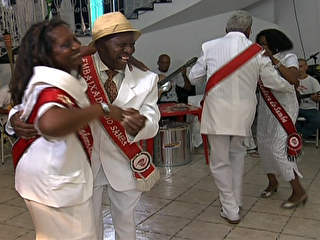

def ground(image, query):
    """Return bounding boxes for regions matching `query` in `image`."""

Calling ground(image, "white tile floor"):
[0,142,319,240]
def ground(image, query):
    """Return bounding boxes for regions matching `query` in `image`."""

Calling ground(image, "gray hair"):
[226,10,252,33]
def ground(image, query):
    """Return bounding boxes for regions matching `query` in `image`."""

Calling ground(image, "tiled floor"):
[0,142,319,240]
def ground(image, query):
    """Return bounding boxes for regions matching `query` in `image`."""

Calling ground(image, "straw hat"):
[90,12,141,46]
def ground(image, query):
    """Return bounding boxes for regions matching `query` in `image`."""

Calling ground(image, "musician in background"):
[297,58,320,140]
[157,54,195,103]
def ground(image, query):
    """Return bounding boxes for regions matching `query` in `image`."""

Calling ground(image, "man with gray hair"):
[189,10,296,223]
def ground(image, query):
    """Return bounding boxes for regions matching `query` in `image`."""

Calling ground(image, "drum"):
[154,121,191,167]
[307,64,320,82]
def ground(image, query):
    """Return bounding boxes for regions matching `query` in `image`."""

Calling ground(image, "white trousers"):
[24,198,97,240]
[93,184,141,240]
[208,135,246,218]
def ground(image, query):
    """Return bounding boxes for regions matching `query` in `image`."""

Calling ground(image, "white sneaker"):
[220,208,240,224]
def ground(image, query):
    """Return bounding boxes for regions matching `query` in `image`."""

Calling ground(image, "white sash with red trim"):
[12,87,93,169]
[81,55,159,192]
[258,80,302,161]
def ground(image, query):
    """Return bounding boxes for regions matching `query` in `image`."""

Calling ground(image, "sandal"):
[281,194,308,209]
[260,184,278,198]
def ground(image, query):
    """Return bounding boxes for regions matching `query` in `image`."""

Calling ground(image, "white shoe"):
[220,208,240,224]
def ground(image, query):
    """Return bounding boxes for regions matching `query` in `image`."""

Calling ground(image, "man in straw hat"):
[85,12,160,240]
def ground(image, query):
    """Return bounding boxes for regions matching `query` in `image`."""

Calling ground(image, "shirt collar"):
[94,52,124,75]
[225,31,247,39]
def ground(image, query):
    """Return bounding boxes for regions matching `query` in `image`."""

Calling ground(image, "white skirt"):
[24,198,97,240]
[257,95,302,182]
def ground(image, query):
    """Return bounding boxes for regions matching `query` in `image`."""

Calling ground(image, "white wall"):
[140,0,262,33]
[273,0,320,62]
[131,0,201,30]
[247,0,320,61]
[134,0,320,71]
[134,11,280,72]
[2,0,320,85]
[246,0,275,23]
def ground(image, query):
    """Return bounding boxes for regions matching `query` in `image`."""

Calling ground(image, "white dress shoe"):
[220,208,240,224]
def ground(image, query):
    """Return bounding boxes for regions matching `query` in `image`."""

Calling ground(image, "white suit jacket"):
[89,54,160,191]
[189,32,293,137]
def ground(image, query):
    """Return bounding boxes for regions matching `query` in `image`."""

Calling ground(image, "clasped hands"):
[109,105,147,137]
[11,106,147,139]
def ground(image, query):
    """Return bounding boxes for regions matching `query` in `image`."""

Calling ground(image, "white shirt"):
[298,75,320,109]
[89,54,160,191]
[189,32,293,136]
[93,53,125,90]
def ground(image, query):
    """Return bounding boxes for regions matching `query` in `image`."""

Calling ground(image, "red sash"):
[203,43,263,104]
[81,55,159,191]
[258,80,302,161]
[12,88,93,169]
[199,44,263,163]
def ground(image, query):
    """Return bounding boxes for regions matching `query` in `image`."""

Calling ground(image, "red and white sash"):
[201,43,301,160]
[258,80,302,161]
[202,43,263,104]
[199,43,263,161]
[12,87,93,169]
[81,55,159,192]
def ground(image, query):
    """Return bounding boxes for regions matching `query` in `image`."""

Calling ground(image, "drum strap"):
[81,55,159,192]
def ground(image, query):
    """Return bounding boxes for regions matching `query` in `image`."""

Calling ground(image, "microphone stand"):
[306,52,320,82]
[307,51,319,65]
[311,56,318,65]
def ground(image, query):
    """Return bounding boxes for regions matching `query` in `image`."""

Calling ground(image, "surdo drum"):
[154,121,191,167]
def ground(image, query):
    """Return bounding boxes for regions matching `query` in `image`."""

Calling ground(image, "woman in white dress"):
[9,19,122,239]
[256,29,307,208]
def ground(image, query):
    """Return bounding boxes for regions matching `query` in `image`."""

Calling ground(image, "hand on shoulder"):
[80,45,97,57]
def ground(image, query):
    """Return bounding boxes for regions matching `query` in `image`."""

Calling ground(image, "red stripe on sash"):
[12,87,93,169]
[202,43,263,104]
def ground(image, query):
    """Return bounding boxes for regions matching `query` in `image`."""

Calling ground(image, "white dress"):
[257,52,302,181]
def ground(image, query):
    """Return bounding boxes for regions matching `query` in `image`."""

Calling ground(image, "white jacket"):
[89,54,160,191]
[189,32,293,136]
